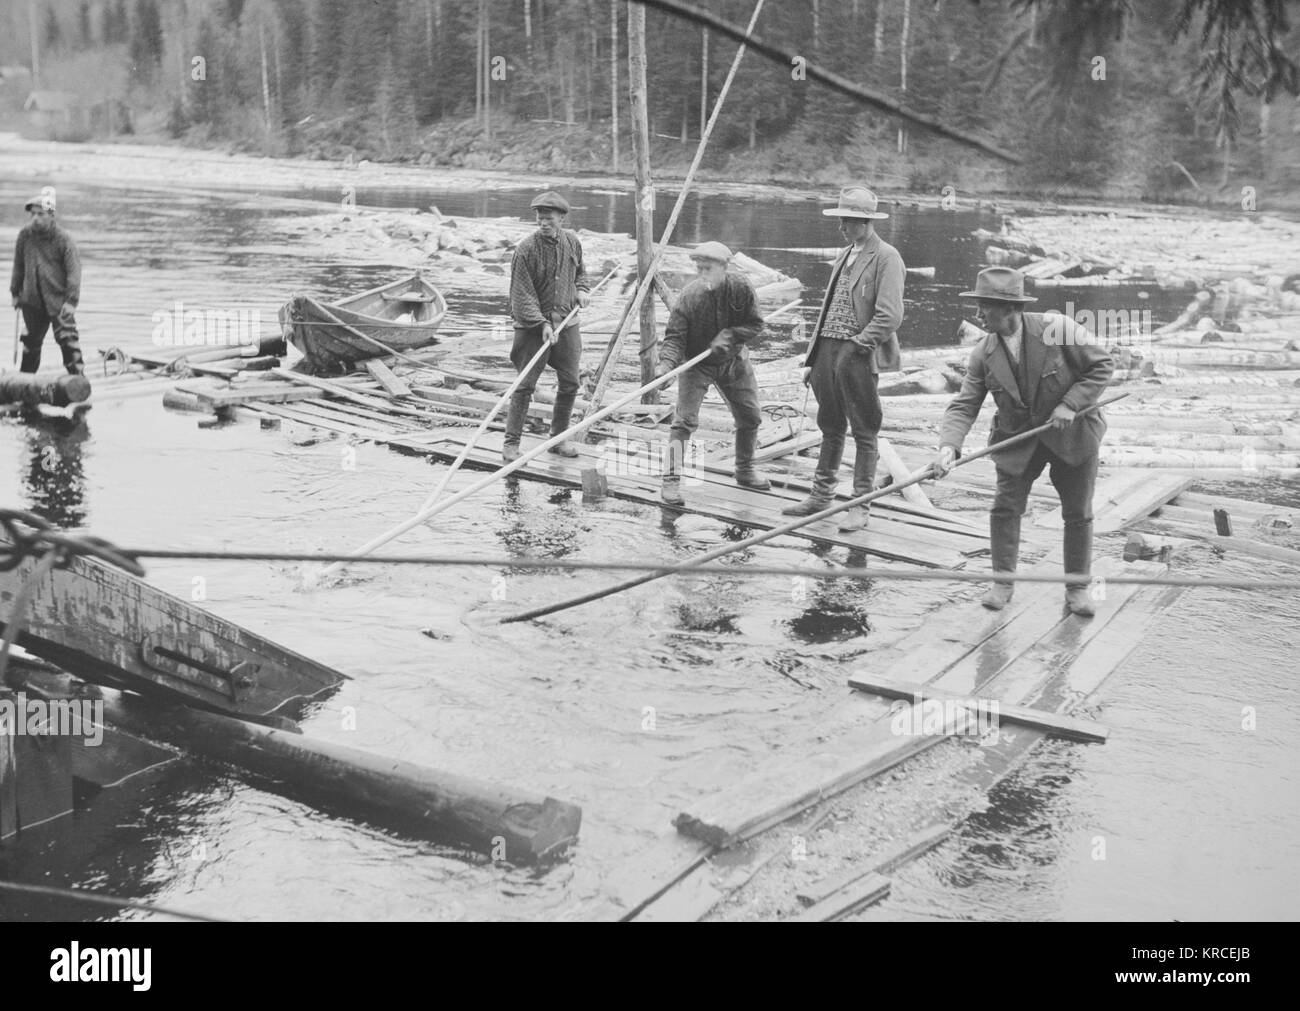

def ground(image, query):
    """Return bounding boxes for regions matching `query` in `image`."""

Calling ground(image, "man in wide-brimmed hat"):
[932,267,1113,616]
[655,240,769,505]
[781,185,904,531]
[9,186,84,375]
[503,190,590,461]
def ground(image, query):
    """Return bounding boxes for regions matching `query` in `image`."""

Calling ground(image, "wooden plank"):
[1140,518,1300,565]
[672,558,1138,849]
[0,551,347,721]
[787,873,891,922]
[180,380,327,408]
[846,673,1110,743]
[701,430,823,465]
[795,824,950,907]
[1034,468,1184,533]
[363,359,413,397]
[405,431,969,567]
[270,368,432,418]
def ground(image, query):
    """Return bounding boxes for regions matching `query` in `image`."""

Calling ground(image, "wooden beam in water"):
[98,693,581,864]
[363,359,413,397]
[846,673,1111,743]
[787,873,891,922]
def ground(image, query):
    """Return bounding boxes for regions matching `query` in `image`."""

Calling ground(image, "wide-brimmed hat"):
[821,185,889,220]
[959,266,1037,303]
[24,186,56,213]
[689,240,733,264]
[530,190,570,214]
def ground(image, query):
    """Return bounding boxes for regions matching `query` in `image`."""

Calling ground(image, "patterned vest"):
[818,256,860,343]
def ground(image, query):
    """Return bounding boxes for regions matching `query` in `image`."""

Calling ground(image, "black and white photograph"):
[0,0,1295,948]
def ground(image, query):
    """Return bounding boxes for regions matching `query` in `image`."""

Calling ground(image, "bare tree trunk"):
[484,4,491,140]
[873,0,883,56]
[897,0,910,154]
[610,0,619,171]
[700,27,708,139]
[628,3,658,401]
[475,0,483,125]
[259,17,271,132]
[29,0,39,90]
[426,0,434,68]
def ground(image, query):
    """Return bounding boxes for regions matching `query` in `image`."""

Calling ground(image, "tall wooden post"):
[609,0,619,172]
[628,2,657,401]
[29,0,39,90]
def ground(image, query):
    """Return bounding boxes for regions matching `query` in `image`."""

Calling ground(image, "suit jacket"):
[804,231,904,374]
[938,312,1113,475]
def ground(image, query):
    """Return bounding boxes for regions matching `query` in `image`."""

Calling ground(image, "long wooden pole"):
[413,262,624,514]
[585,0,766,422]
[313,348,715,580]
[628,2,656,401]
[500,392,1131,623]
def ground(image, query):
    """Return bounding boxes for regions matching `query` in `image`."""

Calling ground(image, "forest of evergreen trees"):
[2,0,1297,198]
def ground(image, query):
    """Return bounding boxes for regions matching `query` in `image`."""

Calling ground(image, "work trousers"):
[20,305,83,375]
[809,338,882,497]
[991,440,1098,589]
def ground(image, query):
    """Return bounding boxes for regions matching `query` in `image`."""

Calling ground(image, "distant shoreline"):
[4,132,1296,221]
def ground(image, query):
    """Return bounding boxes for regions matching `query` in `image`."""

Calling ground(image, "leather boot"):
[982,510,1020,610]
[548,392,580,457]
[502,390,530,463]
[734,428,770,490]
[1063,518,1095,616]
[661,439,685,505]
[839,446,879,532]
[19,340,41,375]
[781,437,839,515]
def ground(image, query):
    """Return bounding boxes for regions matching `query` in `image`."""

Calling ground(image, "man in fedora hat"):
[503,190,590,461]
[932,267,1113,616]
[655,240,768,505]
[782,185,904,531]
[9,186,85,375]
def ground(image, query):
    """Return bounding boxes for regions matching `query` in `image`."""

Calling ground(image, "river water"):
[0,177,1295,921]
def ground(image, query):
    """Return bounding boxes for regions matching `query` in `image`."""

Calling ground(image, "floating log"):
[97,692,582,863]
[1123,532,1191,562]
[1129,348,1300,369]
[1101,446,1300,471]
[0,373,91,407]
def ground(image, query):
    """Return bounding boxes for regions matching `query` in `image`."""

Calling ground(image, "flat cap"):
[689,240,733,263]
[530,191,570,213]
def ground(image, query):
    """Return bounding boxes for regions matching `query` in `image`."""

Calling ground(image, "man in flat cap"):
[655,241,769,505]
[782,186,904,531]
[931,267,1113,616]
[503,190,590,461]
[9,186,85,375]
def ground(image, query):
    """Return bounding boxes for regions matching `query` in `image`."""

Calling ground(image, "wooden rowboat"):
[279,273,448,373]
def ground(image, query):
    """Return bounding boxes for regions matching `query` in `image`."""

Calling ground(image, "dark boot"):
[502,390,531,463]
[548,392,580,457]
[734,428,770,490]
[781,436,840,516]
[839,445,879,532]
[983,510,1020,610]
[19,336,41,375]
[661,439,685,505]
[1063,518,1095,616]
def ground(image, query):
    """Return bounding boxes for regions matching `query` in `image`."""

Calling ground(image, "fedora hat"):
[821,185,889,220]
[959,266,1037,303]
[529,190,570,214]
[688,240,733,263]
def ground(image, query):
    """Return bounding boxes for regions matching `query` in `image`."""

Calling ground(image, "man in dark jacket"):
[503,190,590,462]
[932,267,1113,616]
[781,186,904,532]
[655,241,768,505]
[10,187,84,375]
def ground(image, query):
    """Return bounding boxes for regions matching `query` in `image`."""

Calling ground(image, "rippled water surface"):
[0,178,1295,921]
